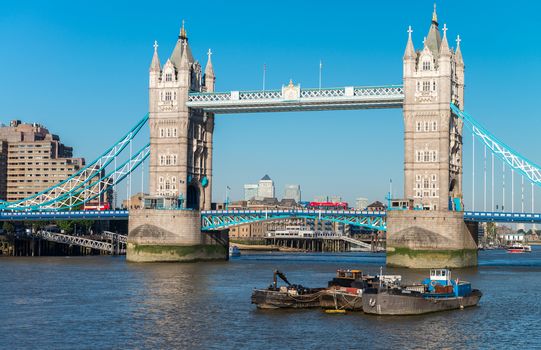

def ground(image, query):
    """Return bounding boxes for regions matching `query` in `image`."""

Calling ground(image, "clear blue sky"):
[1,1,540,208]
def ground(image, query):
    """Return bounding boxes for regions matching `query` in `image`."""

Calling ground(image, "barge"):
[251,270,325,309]
[362,269,482,315]
[320,269,380,311]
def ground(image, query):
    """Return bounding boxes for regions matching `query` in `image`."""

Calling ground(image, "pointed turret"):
[404,26,415,59]
[150,40,161,72]
[439,24,451,57]
[425,3,441,59]
[455,35,464,65]
[204,49,215,92]
[170,20,194,69]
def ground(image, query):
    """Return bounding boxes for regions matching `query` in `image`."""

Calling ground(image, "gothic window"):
[165,180,170,190]
[432,183,436,189]
[166,155,171,165]
[167,128,171,137]
[423,179,429,189]
[422,60,431,71]
[432,151,438,162]
[432,191,436,197]
[172,154,177,165]
[417,151,422,162]
[417,183,421,189]
[431,174,437,181]
[424,151,430,162]
[424,191,430,197]
[165,73,172,82]
[432,81,437,91]
[416,175,422,181]
[173,128,177,137]
[174,92,177,100]
[416,122,421,132]
[159,177,163,183]
[159,155,165,165]
[417,81,420,91]
[432,121,437,131]
[424,121,429,131]
[160,128,164,138]
[422,81,430,91]
[416,191,421,197]
[165,92,172,101]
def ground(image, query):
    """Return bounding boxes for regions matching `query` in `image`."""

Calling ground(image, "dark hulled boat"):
[320,269,380,311]
[251,270,325,309]
[362,269,482,315]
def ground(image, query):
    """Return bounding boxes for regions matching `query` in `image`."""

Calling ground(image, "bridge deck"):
[187,85,404,113]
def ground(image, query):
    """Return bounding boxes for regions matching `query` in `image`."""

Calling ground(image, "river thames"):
[1,248,540,349]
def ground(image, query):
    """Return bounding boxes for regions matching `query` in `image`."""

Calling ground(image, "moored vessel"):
[362,269,482,315]
[506,243,532,253]
[251,270,325,309]
[229,245,241,257]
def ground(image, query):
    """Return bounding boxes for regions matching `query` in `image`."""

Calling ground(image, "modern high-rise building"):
[0,120,85,202]
[355,197,368,210]
[257,174,275,199]
[244,184,258,201]
[284,184,301,203]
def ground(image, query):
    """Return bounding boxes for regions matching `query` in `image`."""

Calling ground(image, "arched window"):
[173,128,177,137]
[159,155,165,165]
[165,92,172,101]
[422,81,430,91]
[166,155,171,165]
[422,60,431,71]
[432,81,437,91]
[172,155,177,165]
[165,180,170,190]
[432,121,437,131]
[160,128,164,138]
[416,122,421,132]
[165,73,173,82]
[172,176,177,189]
[424,121,429,131]
[167,128,171,137]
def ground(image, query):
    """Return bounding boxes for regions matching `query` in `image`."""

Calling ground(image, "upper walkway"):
[186,85,404,113]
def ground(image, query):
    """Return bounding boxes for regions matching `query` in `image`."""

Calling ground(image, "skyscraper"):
[244,184,258,201]
[257,174,275,199]
[284,184,301,203]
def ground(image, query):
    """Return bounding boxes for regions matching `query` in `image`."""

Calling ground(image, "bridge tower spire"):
[387,7,477,269]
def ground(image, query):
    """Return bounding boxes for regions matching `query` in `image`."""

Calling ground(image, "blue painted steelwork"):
[200,209,387,231]
[4,209,541,226]
[451,103,541,187]
[0,114,149,211]
[0,210,129,221]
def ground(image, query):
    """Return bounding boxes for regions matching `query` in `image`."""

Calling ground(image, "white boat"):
[506,243,532,253]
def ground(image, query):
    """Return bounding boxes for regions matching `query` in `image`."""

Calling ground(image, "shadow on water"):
[1,247,541,349]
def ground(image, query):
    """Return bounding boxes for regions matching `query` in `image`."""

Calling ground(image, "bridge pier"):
[127,209,228,262]
[386,211,478,268]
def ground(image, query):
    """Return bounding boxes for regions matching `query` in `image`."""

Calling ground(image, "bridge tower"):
[127,23,227,262]
[386,6,478,268]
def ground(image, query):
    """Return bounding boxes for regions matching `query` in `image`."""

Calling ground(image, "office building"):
[284,184,301,203]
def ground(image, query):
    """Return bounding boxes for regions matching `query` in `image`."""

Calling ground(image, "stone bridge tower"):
[127,23,227,262]
[148,23,215,210]
[386,7,478,268]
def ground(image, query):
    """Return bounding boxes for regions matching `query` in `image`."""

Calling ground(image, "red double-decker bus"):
[83,203,111,211]
[307,201,349,210]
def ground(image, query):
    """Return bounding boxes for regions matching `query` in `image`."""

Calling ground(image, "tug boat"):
[251,270,325,309]
[506,243,532,253]
[362,269,482,315]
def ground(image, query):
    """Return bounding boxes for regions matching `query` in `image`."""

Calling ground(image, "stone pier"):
[386,210,478,268]
[127,209,228,262]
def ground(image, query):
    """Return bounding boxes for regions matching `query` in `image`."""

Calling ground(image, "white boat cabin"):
[430,269,452,282]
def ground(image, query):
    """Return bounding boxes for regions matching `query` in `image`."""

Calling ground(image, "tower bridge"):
[2,6,541,267]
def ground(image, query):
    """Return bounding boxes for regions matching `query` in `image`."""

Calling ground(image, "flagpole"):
[319,60,322,89]
[263,64,266,91]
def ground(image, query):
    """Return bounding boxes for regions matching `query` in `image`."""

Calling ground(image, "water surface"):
[1,248,540,349]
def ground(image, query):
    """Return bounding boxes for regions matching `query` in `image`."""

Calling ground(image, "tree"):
[2,221,14,234]
[57,221,74,234]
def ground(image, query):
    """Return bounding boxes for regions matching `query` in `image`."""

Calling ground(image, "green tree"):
[57,221,74,234]
[2,221,14,234]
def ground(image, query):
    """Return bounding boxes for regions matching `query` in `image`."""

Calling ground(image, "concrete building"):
[284,184,301,203]
[355,197,368,210]
[244,184,258,201]
[0,141,7,200]
[0,120,84,202]
[257,174,275,199]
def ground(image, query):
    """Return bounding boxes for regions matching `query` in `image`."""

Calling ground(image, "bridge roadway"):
[3,209,541,229]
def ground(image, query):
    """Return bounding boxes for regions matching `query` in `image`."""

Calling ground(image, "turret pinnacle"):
[425,4,441,59]
[205,49,214,76]
[150,40,161,71]
[180,39,189,70]
[170,20,194,69]
[180,19,187,40]
[455,35,464,65]
[439,24,451,57]
[404,26,415,59]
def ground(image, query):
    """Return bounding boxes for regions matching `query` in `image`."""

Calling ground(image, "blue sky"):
[1,1,540,208]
